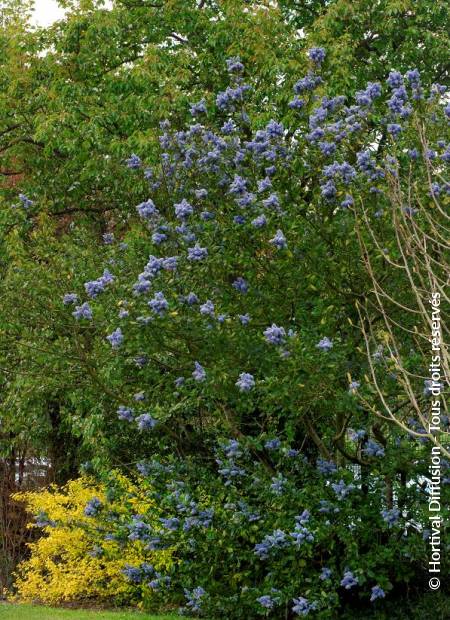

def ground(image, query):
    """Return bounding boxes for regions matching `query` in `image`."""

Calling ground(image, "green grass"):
[0,604,178,620]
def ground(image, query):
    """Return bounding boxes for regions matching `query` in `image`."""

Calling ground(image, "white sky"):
[32,0,66,27]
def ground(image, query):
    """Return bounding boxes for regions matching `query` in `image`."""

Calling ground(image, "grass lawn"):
[0,604,178,620]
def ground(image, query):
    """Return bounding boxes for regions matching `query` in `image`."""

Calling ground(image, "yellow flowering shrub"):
[12,474,173,605]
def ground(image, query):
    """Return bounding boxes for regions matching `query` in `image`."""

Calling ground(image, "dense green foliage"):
[0,0,449,618]
[1,0,449,469]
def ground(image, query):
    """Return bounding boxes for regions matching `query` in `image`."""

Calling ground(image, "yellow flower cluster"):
[12,474,173,605]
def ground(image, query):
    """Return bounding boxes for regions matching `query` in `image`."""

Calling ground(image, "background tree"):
[0,0,448,607]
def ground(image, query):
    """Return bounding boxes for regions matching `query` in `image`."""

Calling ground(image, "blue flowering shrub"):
[17,48,448,616]
[89,441,446,618]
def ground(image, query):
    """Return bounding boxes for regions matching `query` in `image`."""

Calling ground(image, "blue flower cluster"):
[381,507,400,526]
[340,570,358,590]
[84,497,102,517]
[183,586,206,613]
[363,438,385,457]
[292,596,317,616]
[254,529,290,560]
